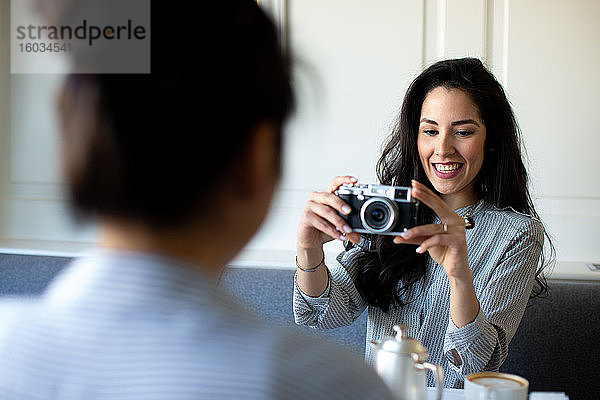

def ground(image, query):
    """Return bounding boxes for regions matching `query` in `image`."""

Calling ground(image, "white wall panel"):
[537,198,600,263]
[505,0,600,262]
[1,198,96,243]
[506,0,600,198]
[0,0,11,242]
[443,0,487,60]
[423,0,489,66]
[486,0,508,84]
[10,75,63,184]
[244,0,426,263]
[283,0,424,190]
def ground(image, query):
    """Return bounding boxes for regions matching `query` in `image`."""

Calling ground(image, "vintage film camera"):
[335,183,419,235]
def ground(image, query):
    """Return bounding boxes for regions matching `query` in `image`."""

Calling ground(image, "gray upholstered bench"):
[0,253,367,353]
[1,253,598,400]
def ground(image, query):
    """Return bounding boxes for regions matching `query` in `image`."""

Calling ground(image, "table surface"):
[425,388,569,400]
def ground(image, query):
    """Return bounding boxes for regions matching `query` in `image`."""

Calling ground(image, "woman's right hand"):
[297,176,362,251]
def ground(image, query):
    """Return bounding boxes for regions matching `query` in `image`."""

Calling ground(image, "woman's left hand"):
[393,180,471,281]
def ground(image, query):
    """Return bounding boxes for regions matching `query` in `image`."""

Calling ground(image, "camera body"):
[336,183,419,236]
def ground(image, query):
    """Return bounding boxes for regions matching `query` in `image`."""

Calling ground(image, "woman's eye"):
[423,129,438,136]
[455,130,474,137]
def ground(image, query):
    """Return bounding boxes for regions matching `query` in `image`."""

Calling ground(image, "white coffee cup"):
[465,372,529,400]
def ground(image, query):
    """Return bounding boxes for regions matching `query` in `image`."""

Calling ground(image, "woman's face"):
[417,86,486,206]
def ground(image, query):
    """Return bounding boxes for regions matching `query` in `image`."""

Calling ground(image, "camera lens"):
[360,198,397,233]
[367,206,387,227]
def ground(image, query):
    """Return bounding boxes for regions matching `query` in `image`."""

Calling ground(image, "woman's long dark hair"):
[354,58,554,312]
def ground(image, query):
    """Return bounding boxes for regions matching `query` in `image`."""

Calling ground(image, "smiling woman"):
[293,58,555,389]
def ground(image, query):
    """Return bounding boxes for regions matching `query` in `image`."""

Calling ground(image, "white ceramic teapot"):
[371,325,444,400]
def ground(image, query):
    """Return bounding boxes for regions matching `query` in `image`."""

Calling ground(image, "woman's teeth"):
[434,163,462,172]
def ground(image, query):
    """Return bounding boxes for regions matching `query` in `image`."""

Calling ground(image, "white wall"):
[1,1,599,273]
[505,0,600,271]
[0,0,102,254]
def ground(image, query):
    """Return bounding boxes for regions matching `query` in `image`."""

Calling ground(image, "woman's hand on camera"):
[297,175,362,251]
[393,180,471,281]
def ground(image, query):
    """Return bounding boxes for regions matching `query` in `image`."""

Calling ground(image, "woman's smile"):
[433,162,464,178]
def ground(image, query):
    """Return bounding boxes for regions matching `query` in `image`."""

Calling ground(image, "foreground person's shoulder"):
[270,328,395,399]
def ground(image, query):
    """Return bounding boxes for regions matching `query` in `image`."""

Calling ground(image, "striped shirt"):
[0,250,395,400]
[293,200,544,388]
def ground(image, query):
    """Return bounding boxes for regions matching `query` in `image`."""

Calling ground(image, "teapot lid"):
[380,325,429,362]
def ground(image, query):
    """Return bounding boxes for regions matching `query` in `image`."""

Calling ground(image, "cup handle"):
[421,362,444,400]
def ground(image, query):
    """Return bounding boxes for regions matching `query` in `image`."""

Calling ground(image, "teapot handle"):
[420,362,444,400]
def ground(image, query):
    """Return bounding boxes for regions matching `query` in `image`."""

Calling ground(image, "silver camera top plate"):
[336,183,414,203]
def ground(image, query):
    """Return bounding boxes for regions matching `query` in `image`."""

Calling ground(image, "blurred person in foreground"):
[0,1,395,399]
